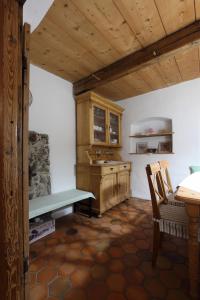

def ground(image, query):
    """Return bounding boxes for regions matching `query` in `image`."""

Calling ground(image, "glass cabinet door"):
[93,105,107,144]
[109,112,120,145]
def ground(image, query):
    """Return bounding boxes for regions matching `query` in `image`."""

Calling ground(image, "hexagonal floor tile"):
[160,270,181,289]
[37,266,57,284]
[58,262,76,277]
[106,273,126,292]
[107,292,126,300]
[125,268,144,285]
[109,259,124,272]
[144,278,166,298]
[49,277,71,298]
[70,266,91,288]
[126,285,149,300]
[87,281,108,300]
[64,288,87,300]
[29,284,47,300]
[91,264,107,279]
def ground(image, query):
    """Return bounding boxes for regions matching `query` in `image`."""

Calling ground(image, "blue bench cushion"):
[29,189,95,219]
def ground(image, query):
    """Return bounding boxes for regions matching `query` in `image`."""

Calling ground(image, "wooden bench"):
[29,189,95,219]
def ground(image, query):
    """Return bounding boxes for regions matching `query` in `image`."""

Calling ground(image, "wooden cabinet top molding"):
[76,91,124,114]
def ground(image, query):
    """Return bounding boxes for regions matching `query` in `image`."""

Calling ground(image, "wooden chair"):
[159,160,173,194]
[146,162,191,266]
[158,160,185,207]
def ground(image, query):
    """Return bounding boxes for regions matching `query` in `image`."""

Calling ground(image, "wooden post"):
[19,23,30,300]
[0,0,25,299]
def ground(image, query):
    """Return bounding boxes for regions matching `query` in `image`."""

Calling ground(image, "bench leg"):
[74,198,93,218]
[74,202,77,214]
[89,197,93,218]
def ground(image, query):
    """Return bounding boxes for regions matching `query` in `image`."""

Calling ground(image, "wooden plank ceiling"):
[30,0,200,100]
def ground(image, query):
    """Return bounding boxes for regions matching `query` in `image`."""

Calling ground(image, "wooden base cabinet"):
[90,164,131,216]
[118,171,131,203]
[91,173,117,215]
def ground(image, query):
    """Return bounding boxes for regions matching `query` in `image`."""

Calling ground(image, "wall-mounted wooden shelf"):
[129,132,174,138]
[129,117,174,154]
[129,152,175,155]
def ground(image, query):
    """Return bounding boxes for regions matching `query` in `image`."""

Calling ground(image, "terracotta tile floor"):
[30,198,193,300]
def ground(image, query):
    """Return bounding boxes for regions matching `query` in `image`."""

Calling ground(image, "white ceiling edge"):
[23,0,54,32]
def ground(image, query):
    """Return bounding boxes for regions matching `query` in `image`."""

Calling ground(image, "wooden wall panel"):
[137,64,166,90]
[94,82,127,100]
[30,0,200,100]
[120,72,152,95]
[47,0,120,64]
[113,0,166,46]
[31,36,92,82]
[95,78,139,100]
[158,57,182,86]
[93,45,200,101]
[71,0,141,56]
[175,47,200,81]
[195,0,200,19]
[0,0,24,299]
[31,16,105,80]
[155,0,195,34]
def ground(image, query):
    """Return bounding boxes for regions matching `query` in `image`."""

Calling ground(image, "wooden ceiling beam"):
[73,20,200,96]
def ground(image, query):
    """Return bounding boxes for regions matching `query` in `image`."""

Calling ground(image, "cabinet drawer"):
[119,163,130,171]
[102,165,119,175]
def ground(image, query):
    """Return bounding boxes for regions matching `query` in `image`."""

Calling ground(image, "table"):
[175,186,200,298]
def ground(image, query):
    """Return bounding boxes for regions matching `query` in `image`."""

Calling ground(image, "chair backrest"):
[146,162,166,219]
[158,160,173,198]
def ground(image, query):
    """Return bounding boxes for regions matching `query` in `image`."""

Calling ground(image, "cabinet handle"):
[110,167,113,171]
[124,165,127,168]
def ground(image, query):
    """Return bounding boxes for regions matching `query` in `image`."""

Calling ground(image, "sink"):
[106,160,123,163]
[95,160,106,164]
[94,160,123,165]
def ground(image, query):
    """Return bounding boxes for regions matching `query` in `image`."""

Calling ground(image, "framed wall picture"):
[158,141,172,153]
[136,142,148,154]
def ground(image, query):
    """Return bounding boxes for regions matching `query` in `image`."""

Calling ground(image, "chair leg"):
[159,232,164,248]
[152,222,160,267]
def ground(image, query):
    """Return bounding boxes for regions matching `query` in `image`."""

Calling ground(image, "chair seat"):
[154,203,188,239]
[166,193,185,207]
[154,203,200,240]
[160,203,188,223]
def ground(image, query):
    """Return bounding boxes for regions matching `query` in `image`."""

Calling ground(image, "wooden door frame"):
[0,0,28,299]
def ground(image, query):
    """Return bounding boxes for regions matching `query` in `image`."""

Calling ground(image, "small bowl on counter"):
[147,148,157,154]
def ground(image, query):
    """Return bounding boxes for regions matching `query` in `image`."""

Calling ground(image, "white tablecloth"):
[179,172,200,193]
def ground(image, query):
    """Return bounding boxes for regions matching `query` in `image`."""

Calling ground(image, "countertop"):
[90,161,131,167]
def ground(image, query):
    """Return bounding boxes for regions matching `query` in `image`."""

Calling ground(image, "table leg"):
[186,204,200,298]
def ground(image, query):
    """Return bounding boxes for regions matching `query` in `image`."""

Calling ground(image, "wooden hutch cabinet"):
[76,91,122,148]
[76,92,131,216]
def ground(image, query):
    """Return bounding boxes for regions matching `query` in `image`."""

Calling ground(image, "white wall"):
[118,79,200,199]
[23,0,53,32]
[29,65,76,193]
